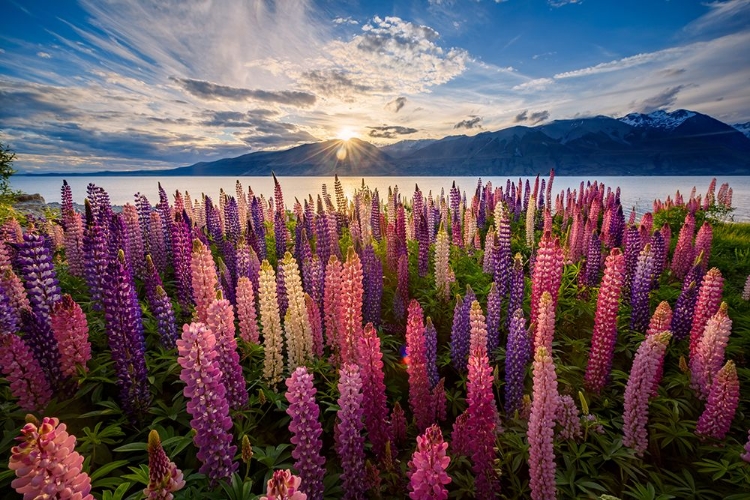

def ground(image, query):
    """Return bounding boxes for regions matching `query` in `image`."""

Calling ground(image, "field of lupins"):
[1,172,750,500]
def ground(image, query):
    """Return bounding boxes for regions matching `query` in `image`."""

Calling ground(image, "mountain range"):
[44,109,750,176]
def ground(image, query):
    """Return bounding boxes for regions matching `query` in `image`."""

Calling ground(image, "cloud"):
[684,0,750,37]
[236,130,318,148]
[454,116,482,129]
[512,77,554,91]
[554,49,682,79]
[386,97,407,113]
[631,86,685,113]
[367,125,419,138]
[514,109,549,124]
[300,70,383,101]
[171,78,316,107]
[658,68,686,78]
[333,16,358,25]
[36,51,52,58]
[548,0,583,6]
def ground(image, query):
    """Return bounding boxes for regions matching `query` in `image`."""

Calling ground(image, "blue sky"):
[1,0,749,172]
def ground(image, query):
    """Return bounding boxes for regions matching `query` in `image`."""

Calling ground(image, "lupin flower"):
[103,250,151,418]
[305,293,324,357]
[259,260,285,386]
[486,283,501,354]
[582,230,602,287]
[361,245,383,327]
[630,243,655,332]
[390,401,407,448]
[324,256,342,362]
[466,347,499,499]
[505,309,531,414]
[236,276,260,343]
[584,248,625,393]
[407,425,451,500]
[21,310,64,391]
[622,332,671,456]
[144,429,185,500]
[406,300,435,432]
[525,195,536,247]
[260,469,307,500]
[170,212,193,309]
[17,233,62,326]
[528,345,558,500]
[285,367,326,500]
[281,252,313,369]
[690,302,732,400]
[50,294,90,376]
[123,204,146,279]
[424,317,439,388]
[191,239,219,324]
[494,203,512,295]
[337,247,364,365]
[206,294,248,410]
[483,227,496,274]
[688,268,724,357]
[0,333,52,411]
[394,253,409,319]
[741,431,750,462]
[61,182,85,277]
[530,231,564,328]
[8,416,93,500]
[450,287,475,371]
[533,291,555,354]
[695,360,739,440]
[694,222,713,274]
[671,259,703,340]
[671,212,695,280]
[646,301,673,397]
[623,225,641,294]
[508,253,525,328]
[556,394,582,441]
[743,274,750,301]
[434,225,455,301]
[336,363,366,500]
[177,322,238,484]
[149,211,167,274]
[469,300,488,356]
[356,323,391,460]
[83,200,109,310]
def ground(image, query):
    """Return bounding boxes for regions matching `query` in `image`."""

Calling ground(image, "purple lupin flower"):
[285,367,326,500]
[153,286,178,349]
[486,282,502,355]
[206,294,248,410]
[250,196,267,260]
[507,253,525,328]
[371,190,381,241]
[273,174,288,259]
[671,259,703,341]
[582,231,602,287]
[623,224,641,295]
[505,308,531,414]
[171,211,193,310]
[83,200,109,310]
[424,317,439,388]
[695,360,739,440]
[336,363,366,500]
[177,322,237,485]
[450,291,470,371]
[103,250,151,418]
[17,233,61,326]
[494,203,512,295]
[622,332,671,456]
[361,245,383,327]
[148,211,167,274]
[406,300,435,432]
[650,231,666,285]
[356,323,392,461]
[630,243,655,332]
[556,395,582,441]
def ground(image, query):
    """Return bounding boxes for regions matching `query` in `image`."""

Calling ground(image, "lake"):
[12,175,750,222]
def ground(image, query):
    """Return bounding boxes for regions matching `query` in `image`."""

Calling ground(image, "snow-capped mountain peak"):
[732,122,750,139]
[619,109,696,130]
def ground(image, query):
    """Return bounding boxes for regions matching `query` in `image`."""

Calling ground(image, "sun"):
[337,127,357,141]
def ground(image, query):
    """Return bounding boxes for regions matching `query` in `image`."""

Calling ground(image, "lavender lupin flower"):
[671,259,703,341]
[425,317,439,388]
[505,309,531,414]
[285,367,326,500]
[486,282,502,354]
[336,363,366,500]
[16,233,61,327]
[206,294,248,410]
[507,253,525,328]
[630,243,655,332]
[177,322,238,485]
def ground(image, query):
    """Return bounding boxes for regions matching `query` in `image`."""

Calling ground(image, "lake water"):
[12,175,750,222]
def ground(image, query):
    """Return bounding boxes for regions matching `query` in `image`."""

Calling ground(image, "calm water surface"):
[12,175,750,222]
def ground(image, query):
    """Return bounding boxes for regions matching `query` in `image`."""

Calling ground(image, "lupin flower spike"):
[407,424,451,500]
[144,429,185,500]
[528,345,558,500]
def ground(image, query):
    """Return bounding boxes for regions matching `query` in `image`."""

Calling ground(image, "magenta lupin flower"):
[528,345,558,500]
[356,322,392,460]
[144,429,185,500]
[191,239,219,324]
[0,333,52,411]
[206,295,248,410]
[646,301,673,397]
[336,363,366,500]
[466,347,499,499]
[530,231,564,328]
[671,212,695,280]
[8,416,93,500]
[533,291,555,355]
[407,424,451,500]
[406,299,435,432]
[622,331,671,456]
[176,322,238,485]
[694,222,713,274]
[690,302,732,400]
[324,256,342,363]
[585,248,625,393]
[285,367,326,500]
[50,294,91,377]
[260,469,307,500]
[695,360,739,440]
[469,299,488,357]
[688,268,724,358]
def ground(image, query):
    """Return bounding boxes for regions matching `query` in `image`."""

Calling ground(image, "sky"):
[1,0,749,173]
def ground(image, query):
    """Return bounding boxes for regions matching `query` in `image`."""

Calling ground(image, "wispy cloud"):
[367,125,419,138]
[171,77,316,107]
[454,116,482,129]
[513,109,550,124]
[631,86,685,113]
[386,97,407,113]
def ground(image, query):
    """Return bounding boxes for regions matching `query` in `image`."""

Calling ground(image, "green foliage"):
[0,142,16,197]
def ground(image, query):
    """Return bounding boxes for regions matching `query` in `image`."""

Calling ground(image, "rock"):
[12,193,49,220]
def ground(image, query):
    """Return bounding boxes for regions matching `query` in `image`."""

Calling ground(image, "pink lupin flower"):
[1,267,30,324]
[688,268,724,358]
[466,347,499,499]
[406,299,435,432]
[144,429,185,500]
[530,231,564,328]
[690,302,732,400]
[469,299,488,356]
[8,416,93,500]
[305,293,324,357]
[50,295,91,377]
[622,332,671,456]
[236,276,260,343]
[324,256,342,363]
[671,212,695,280]
[528,345,558,500]
[260,469,307,500]
[356,322,391,460]
[696,360,739,440]
[0,334,52,411]
[584,248,625,393]
[407,424,451,500]
[191,239,219,324]
[694,222,713,273]
[646,301,672,397]
[337,247,364,365]
[206,294,248,410]
[532,292,555,355]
